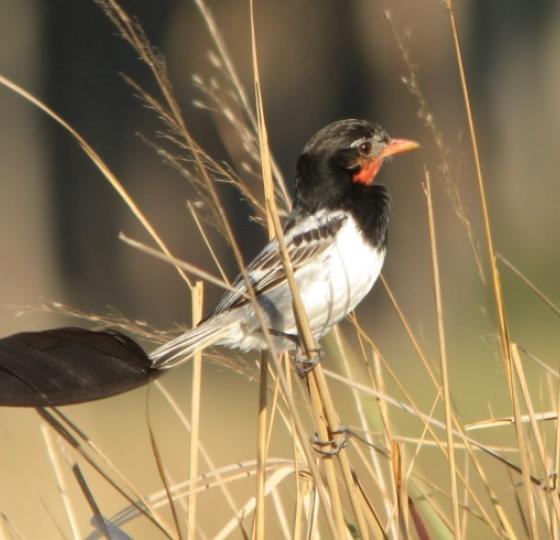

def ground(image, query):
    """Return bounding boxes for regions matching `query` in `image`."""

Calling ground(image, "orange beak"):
[380,138,420,158]
[352,137,420,185]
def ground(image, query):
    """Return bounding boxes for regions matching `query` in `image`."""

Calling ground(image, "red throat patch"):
[352,157,384,185]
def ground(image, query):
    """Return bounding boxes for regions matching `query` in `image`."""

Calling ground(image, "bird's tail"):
[150,314,234,369]
[0,327,160,406]
[0,316,235,406]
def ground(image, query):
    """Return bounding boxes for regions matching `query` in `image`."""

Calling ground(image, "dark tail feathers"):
[0,327,160,406]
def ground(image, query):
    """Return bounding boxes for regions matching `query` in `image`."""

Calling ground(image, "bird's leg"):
[311,425,349,456]
[294,346,324,377]
[267,328,300,347]
[267,328,325,376]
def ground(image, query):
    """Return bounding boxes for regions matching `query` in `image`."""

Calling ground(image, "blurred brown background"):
[0,0,559,537]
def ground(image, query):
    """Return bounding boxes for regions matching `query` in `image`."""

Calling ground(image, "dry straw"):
[0,0,558,538]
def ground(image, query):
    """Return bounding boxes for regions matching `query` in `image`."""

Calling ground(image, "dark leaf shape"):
[0,327,160,406]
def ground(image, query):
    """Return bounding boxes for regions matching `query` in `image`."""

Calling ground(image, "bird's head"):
[295,119,419,211]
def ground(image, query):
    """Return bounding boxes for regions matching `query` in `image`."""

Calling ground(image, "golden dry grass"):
[0,1,559,539]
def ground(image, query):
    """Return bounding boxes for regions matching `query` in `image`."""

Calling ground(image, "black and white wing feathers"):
[212,211,348,314]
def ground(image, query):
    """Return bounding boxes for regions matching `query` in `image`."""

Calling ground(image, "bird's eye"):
[358,141,372,156]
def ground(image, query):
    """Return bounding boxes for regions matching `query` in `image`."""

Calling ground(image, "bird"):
[0,119,418,406]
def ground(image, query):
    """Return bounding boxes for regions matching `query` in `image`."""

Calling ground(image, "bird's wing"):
[213,211,348,314]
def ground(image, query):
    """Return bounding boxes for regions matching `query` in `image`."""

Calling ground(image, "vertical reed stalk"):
[187,281,204,539]
[445,3,513,379]
[253,350,269,540]
[509,343,539,538]
[424,170,461,538]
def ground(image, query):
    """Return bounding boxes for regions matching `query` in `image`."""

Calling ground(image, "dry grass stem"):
[498,254,560,317]
[37,407,175,538]
[119,232,246,299]
[384,9,485,283]
[0,73,193,292]
[509,343,539,538]
[41,425,82,540]
[214,466,295,540]
[380,274,513,533]
[154,380,244,529]
[511,346,560,521]
[465,412,558,432]
[332,326,397,535]
[445,4,513,379]
[187,202,231,285]
[57,439,112,540]
[187,281,204,539]
[253,350,269,540]
[424,170,461,538]
[147,402,184,539]
[192,0,291,210]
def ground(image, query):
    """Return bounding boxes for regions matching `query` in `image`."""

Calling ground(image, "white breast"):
[299,216,385,335]
[217,214,385,352]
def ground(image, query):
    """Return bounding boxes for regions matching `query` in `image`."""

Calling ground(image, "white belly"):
[298,217,385,335]
[224,216,385,351]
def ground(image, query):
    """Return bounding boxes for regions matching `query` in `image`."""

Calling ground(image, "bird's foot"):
[295,346,324,376]
[311,426,349,456]
[266,328,325,376]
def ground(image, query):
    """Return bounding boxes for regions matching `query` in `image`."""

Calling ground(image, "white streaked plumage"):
[150,210,385,368]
